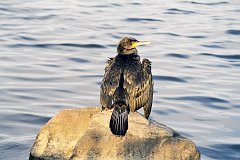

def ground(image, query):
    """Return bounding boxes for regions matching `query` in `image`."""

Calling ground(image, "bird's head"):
[117,37,150,55]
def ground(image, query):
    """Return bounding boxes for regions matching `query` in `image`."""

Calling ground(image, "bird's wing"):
[100,57,121,108]
[123,58,153,113]
[142,58,153,118]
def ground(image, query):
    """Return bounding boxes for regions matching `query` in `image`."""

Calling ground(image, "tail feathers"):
[110,101,128,136]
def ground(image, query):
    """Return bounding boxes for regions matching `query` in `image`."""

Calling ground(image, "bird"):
[100,37,153,136]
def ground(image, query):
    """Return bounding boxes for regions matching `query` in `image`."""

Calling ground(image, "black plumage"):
[100,37,153,136]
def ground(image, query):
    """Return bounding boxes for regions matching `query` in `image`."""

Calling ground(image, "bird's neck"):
[116,52,139,60]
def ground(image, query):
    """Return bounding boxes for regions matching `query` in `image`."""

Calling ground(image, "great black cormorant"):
[100,37,153,136]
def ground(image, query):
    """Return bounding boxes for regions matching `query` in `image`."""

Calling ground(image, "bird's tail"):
[110,101,128,136]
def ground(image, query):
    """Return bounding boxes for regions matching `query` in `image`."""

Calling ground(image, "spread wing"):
[123,58,153,117]
[100,56,153,118]
[100,58,121,109]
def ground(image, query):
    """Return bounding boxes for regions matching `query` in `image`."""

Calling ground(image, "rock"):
[29,107,200,160]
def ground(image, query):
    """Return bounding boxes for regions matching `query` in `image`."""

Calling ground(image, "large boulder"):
[29,107,200,160]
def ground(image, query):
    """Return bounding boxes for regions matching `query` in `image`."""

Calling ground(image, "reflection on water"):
[0,0,240,159]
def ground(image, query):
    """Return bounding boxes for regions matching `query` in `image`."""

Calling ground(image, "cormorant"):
[100,37,153,136]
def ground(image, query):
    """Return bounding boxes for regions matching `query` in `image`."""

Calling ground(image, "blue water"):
[0,0,240,159]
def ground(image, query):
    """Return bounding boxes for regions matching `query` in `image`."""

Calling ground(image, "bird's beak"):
[132,41,151,48]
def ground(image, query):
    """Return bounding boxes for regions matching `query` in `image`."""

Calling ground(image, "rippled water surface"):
[0,0,240,159]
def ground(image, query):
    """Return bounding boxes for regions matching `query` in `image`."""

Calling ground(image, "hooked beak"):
[132,41,151,48]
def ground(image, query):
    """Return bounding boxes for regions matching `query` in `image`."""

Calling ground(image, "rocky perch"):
[29,107,200,160]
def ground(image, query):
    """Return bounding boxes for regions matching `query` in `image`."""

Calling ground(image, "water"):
[0,0,239,159]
